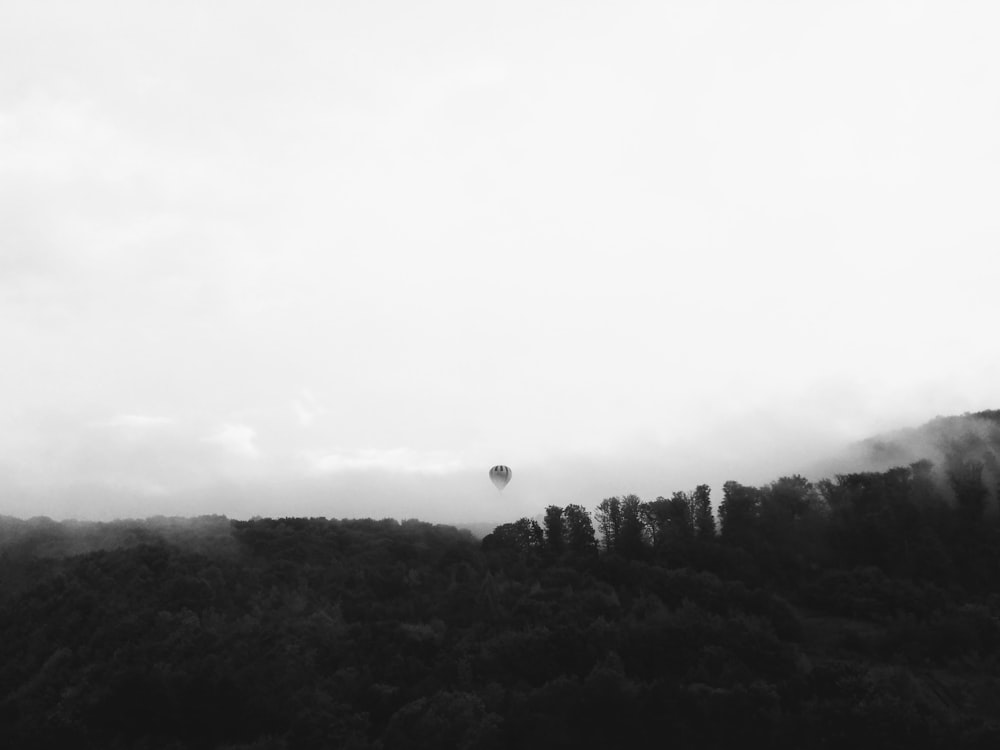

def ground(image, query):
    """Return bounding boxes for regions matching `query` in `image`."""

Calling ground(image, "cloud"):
[103,414,175,429]
[292,389,326,427]
[307,448,463,476]
[201,424,259,459]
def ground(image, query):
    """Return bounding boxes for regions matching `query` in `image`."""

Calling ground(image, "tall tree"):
[718,481,761,546]
[481,518,544,553]
[667,492,695,539]
[543,506,566,555]
[759,475,813,542]
[646,493,693,550]
[643,497,670,549]
[691,484,716,540]
[563,504,598,556]
[595,497,622,553]
[948,458,988,528]
[618,495,647,558]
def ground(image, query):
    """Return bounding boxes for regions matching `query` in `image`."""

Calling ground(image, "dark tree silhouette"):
[595,496,622,553]
[481,518,544,553]
[617,495,647,559]
[691,483,716,540]
[543,505,565,555]
[563,504,598,556]
[719,480,762,547]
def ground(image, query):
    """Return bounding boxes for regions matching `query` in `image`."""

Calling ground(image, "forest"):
[2,412,1000,748]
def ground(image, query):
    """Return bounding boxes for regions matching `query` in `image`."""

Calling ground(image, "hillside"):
[2,413,1000,748]
[847,409,1000,500]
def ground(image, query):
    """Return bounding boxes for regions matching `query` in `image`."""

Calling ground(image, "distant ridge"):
[855,409,1000,468]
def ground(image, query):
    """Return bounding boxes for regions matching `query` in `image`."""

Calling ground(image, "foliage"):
[2,448,1000,747]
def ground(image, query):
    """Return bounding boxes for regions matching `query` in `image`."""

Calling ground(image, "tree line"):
[1,454,999,747]
[483,460,1000,595]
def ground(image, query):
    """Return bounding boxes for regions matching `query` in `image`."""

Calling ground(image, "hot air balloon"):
[489,465,511,491]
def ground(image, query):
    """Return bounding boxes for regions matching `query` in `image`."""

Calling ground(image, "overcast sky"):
[3,1,999,523]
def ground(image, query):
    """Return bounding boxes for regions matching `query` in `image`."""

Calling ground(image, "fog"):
[3,2,1000,523]
[0,402,983,526]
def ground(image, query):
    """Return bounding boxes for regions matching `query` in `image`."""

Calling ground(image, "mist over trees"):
[2,411,1000,747]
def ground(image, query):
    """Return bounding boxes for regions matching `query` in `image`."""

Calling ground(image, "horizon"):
[2,406,994,527]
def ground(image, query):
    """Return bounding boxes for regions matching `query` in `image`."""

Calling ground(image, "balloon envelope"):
[489,465,511,491]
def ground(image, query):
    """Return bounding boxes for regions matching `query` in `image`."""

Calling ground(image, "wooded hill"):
[2,412,1000,748]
